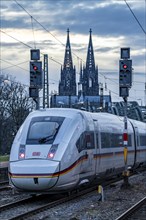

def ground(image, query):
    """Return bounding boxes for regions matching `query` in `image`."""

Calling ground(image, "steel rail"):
[116,196,146,220]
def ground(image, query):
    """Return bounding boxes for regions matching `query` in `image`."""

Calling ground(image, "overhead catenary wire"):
[124,0,146,35]
[13,0,85,64]
[1,29,121,89]
[1,0,145,102]
[9,0,144,91]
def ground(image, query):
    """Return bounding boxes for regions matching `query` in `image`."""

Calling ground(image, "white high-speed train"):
[9,108,146,193]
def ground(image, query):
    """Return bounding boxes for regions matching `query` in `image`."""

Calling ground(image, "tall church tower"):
[81,29,99,96]
[59,29,76,96]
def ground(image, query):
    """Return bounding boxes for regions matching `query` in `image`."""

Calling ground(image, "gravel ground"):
[1,172,146,220]
[37,172,146,220]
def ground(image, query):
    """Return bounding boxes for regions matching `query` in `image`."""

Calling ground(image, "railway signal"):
[119,59,132,89]
[119,48,132,188]
[30,61,42,88]
[30,49,40,60]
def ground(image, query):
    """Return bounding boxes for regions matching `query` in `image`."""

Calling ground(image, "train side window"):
[128,134,132,147]
[96,133,99,148]
[111,133,123,148]
[76,132,95,152]
[101,132,123,148]
[85,132,95,149]
[139,135,146,146]
[101,132,110,148]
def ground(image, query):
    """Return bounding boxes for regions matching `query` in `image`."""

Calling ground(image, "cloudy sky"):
[1,0,146,105]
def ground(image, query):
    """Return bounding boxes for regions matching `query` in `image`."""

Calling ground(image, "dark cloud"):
[94,47,112,53]
[1,0,145,37]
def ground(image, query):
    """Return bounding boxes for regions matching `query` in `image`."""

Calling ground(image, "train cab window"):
[26,116,65,144]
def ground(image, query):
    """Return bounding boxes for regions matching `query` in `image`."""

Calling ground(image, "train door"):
[132,125,139,166]
[79,131,95,177]
[134,126,141,163]
[129,122,139,167]
[93,119,101,174]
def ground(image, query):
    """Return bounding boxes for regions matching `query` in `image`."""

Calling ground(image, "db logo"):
[32,152,41,156]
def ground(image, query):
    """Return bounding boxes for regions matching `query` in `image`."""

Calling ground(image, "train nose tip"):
[9,159,60,191]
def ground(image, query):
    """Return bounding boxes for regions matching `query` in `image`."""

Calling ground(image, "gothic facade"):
[59,29,99,97]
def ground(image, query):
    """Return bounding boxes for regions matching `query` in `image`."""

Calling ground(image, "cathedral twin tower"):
[59,29,99,97]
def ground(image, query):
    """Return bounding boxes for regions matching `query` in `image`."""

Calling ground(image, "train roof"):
[28,108,84,119]
[27,108,146,127]
[28,108,122,121]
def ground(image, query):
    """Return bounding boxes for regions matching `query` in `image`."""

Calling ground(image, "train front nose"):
[9,159,60,191]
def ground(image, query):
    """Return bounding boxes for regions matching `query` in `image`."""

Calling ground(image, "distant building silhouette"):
[59,29,76,96]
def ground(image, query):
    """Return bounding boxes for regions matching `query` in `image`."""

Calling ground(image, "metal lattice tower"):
[43,54,49,108]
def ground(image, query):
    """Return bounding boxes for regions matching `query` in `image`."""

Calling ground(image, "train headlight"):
[48,152,54,158]
[18,145,26,160]
[47,144,58,159]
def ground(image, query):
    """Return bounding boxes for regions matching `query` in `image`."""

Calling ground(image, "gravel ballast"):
[31,172,146,220]
[1,171,146,220]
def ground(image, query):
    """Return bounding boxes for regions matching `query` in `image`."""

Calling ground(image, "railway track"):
[0,181,10,191]
[0,177,120,220]
[116,196,146,220]
[0,167,8,182]
[0,167,146,219]
[0,194,53,220]
[0,187,95,220]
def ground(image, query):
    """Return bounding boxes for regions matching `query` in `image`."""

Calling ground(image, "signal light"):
[30,61,42,88]
[123,64,128,69]
[33,66,38,71]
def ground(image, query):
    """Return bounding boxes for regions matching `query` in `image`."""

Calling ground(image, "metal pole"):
[43,54,49,108]
[33,96,39,110]
[121,97,130,188]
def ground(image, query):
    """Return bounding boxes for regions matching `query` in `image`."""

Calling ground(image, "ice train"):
[9,108,146,193]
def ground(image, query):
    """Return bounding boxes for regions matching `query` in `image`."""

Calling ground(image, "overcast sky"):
[1,0,146,105]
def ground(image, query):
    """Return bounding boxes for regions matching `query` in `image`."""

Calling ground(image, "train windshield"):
[26,116,65,144]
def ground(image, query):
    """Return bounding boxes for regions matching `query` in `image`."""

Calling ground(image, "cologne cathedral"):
[51,29,111,111]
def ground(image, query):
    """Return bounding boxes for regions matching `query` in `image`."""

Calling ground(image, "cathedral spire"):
[86,28,95,71]
[81,29,99,96]
[64,28,73,69]
[59,29,76,96]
